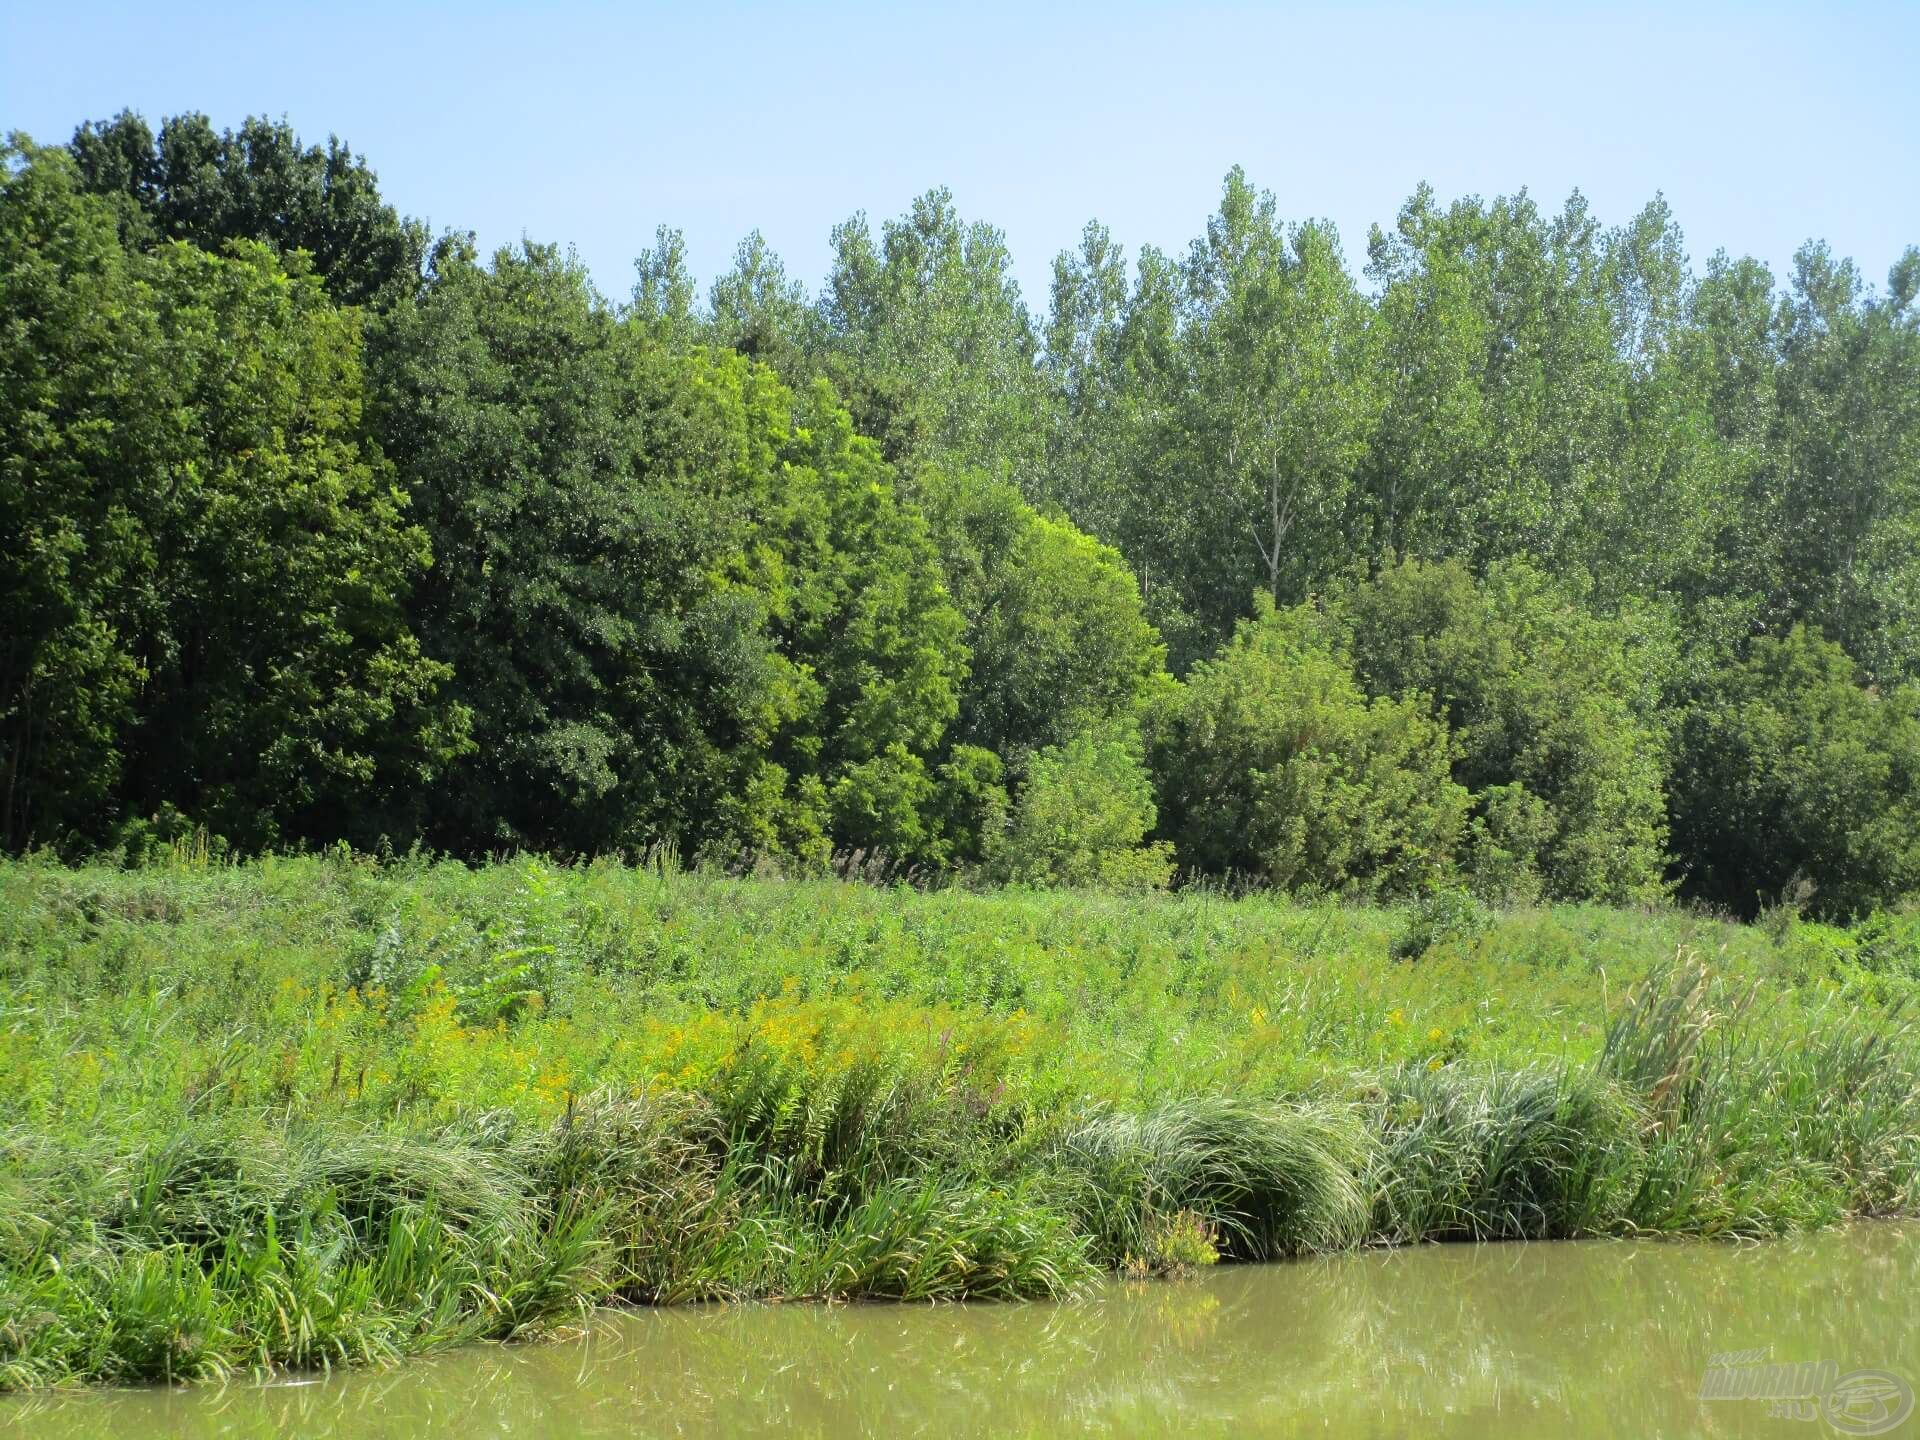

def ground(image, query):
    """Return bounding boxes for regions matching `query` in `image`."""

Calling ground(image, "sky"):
[6,1,1917,311]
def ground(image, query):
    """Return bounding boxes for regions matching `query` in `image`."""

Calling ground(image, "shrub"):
[1392,888,1495,960]
[1152,599,1467,896]
[991,729,1173,891]
[1332,559,1673,904]
[1669,625,1920,919]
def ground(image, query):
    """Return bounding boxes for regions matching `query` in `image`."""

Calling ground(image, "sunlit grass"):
[1,853,1916,1388]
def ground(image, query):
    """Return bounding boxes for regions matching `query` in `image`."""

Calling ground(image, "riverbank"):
[2,854,1917,1388]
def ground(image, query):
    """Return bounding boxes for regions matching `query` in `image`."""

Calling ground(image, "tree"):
[630,224,699,348]
[1,140,156,849]
[1766,245,1920,681]
[917,467,1167,764]
[124,241,467,848]
[1176,178,1379,614]
[1041,232,1201,662]
[816,189,1048,483]
[1038,219,1133,534]
[1,138,462,852]
[371,237,772,851]
[708,229,815,377]
[773,383,969,862]
[68,110,425,307]
[371,238,967,860]
[1359,185,1492,563]
[1043,171,1380,667]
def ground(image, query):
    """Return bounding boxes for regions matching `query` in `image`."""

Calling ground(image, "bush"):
[1392,888,1496,960]
[1152,599,1467,896]
[1851,910,1920,981]
[991,729,1173,891]
[1669,625,1920,919]
[1333,559,1673,904]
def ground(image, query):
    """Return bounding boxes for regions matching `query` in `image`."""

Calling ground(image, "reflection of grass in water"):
[9,1226,1913,1438]
[1,859,1917,1390]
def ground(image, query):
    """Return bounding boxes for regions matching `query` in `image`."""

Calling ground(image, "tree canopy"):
[6,110,1920,915]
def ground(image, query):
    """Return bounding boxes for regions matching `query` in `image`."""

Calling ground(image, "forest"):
[5,110,1920,921]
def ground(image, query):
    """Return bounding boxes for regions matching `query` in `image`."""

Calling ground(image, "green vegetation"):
[6,114,1920,922]
[3,854,1918,1387]
[5,107,1920,1391]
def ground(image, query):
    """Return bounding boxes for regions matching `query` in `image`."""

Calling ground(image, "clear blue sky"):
[7,1,1916,309]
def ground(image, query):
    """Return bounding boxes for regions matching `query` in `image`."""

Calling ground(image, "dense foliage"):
[2,855,1917,1386]
[1152,599,1464,896]
[5,112,1920,918]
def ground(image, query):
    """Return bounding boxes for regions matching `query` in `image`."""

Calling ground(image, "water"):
[9,1225,1916,1438]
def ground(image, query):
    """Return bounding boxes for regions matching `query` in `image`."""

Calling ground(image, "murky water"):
[9,1225,1916,1438]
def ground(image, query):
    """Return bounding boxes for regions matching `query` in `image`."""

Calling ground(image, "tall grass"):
[1,854,1917,1388]
[1055,1098,1370,1265]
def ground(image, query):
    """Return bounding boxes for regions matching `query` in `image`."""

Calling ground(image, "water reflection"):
[10,1224,1914,1438]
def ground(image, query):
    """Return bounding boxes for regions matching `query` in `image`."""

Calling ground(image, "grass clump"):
[1365,1063,1638,1243]
[1055,1098,1370,1267]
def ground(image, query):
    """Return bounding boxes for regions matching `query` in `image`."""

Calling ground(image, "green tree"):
[774,384,969,862]
[1044,171,1380,666]
[708,229,815,377]
[1,139,156,849]
[1041,232,1199,661]
[1359,185,1492,562]
[1175,176,1379,614]
[917,468,1167,763]
[372,239,966,860]
[630,224,699,348]
[816,189,1048,483]
[1766,244,1920,681]
[2,138,461,851]
[124,240,466,847]
[370,237,779,851]
[992,727,1173,891]
[68,110,425,307]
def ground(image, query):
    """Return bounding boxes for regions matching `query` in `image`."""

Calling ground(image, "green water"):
[9,1225,1916,1438]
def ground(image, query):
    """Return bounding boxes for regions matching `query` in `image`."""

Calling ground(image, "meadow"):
[2,849,1917,1389]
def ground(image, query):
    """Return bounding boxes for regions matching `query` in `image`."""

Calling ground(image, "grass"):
[1,849,1917,1388]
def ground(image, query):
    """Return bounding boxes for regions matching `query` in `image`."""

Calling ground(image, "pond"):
[10,1223,1915,1438]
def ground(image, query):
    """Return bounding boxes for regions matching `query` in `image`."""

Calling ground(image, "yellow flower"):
[1427,1027,1445,1044]
[1387,1008,1406,1027]
[1248,1007,1267,1027]
[1427,1056,1445,1071]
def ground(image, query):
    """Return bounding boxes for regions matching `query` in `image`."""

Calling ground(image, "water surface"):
[10,1224,1916,1438]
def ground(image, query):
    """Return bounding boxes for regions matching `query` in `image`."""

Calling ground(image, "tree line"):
[5,111,1918,917]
